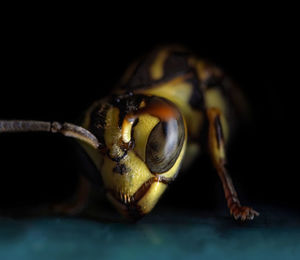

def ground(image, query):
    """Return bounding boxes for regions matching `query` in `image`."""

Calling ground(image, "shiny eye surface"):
[146,116,185,173]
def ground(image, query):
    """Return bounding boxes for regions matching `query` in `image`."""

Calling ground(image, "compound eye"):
[146,116,185,173]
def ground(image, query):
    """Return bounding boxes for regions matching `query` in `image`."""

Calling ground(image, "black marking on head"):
[107,150,127,162]
[113,163,128,175]
[110,94,145,128]
[214,115,224,149]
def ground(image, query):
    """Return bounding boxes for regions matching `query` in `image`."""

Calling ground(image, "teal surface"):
[1,208,300,260]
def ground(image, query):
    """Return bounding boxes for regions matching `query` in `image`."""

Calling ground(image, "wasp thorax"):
[88,94,187,219]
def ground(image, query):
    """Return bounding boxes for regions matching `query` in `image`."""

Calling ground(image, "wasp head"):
[84,94,187,220]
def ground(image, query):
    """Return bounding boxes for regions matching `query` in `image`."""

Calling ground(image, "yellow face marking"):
[101,150,153,197]
[104,107,121,149]
[150,49,170,80]
[103,107,129,160]
[133,114,160,161]
[137,182,167,214]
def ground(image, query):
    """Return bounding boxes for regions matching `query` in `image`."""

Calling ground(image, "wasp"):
[0,46,259,221]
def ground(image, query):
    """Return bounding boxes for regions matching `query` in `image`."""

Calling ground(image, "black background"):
[0,11,296,217]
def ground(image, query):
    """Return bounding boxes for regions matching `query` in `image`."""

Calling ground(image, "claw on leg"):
[228,200,259,221]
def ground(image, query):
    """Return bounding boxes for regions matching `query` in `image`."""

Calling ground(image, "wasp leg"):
[207,108,259,221]
[51,175,91,216]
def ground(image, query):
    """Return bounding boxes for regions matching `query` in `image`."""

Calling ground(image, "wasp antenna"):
[0,120,100,149]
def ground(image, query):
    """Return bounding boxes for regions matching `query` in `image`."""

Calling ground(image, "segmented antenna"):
[0,120,100,149]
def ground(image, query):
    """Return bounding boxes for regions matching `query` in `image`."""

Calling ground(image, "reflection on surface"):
[0,206,300,260]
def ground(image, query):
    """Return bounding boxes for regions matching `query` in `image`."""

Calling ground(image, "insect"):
[0,46,259,221]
